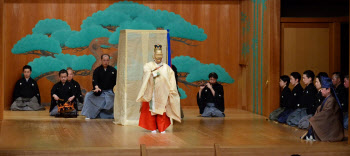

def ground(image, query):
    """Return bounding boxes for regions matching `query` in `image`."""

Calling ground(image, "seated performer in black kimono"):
[67,67,84,111]
[269,75,291,121]
[11,65,45,111]
[197,72,225,117]
[81,54,117,119]
[278,72,303,123]
[332,72,347,112]
[50,69,77,116]
[343,75,349,129]
[298,72,328,129]
[287,70,317,126]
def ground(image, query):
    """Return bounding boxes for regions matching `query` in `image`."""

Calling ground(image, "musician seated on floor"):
[81,54,117,119]
[269,75,291,121]
[303,76,344,142]
[11,65,45,111]
[343,75,349,129]
[67,67,84,111]
[197,72,225,117]
[50,69,77,116]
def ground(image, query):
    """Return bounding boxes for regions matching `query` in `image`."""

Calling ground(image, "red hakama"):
[139,102,171,132]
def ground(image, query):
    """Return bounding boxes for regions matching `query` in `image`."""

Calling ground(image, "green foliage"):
[32,19,71,35]
[178,88,187,99]
[65,26,112,48]
[172,56,234,84]
[172,56,201,73]
[28,54,96,78]
[11,34,62,54]
[51,30,78,47]
[81,10,132,29]
[186,63,234,83]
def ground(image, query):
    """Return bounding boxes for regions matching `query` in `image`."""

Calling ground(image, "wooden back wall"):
[2,0,241,110]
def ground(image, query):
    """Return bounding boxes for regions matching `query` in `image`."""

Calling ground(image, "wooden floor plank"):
[0,108,348,156]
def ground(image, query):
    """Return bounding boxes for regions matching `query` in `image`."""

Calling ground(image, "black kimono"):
[50,82,76,112]
[92,65,117,91]
[81,65,117,119]
[278,83,303,123]
[343,89,349,112]
[310,90,325,115]
[280,87,292,108]
[197,83,224,115]
[269,87,291,121]
[290,83,304,109]
[11,77,44,111]
[335,84,347,112]
[302,83,318,115]
[69,79,83,102]
[13,77,41,104]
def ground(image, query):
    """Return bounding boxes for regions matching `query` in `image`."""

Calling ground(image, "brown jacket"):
[309,95,344,142]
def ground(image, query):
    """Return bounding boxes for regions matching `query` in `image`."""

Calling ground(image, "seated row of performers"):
[11,54,225,119]
[11,54,117,119]
[269,71,349,142]
[11,65,84,112]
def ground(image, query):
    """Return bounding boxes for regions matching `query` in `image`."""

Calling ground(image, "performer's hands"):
[206,83,213,89]
[199,85,205,91]
[53,94,59,101]
[93,86,101,92]
[68,96,75,102]
[152,72,160,77]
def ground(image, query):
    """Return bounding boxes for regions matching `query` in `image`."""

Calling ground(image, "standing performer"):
[136,45,181,133]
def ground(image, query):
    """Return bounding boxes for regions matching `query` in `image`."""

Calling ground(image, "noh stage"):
[0,108,349,156]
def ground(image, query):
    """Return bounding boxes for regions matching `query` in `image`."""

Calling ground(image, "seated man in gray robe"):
[197,72,225,117]
[81,54,117,119]
[11,65,45,111]
[67,67,84,111]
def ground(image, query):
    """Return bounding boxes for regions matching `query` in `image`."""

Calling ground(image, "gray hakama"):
[286,108,307,126]
[77,99,84,111]
[11,97,45,111]
[269,107,286,121]
[81,90,114,119]
[298,114,312,129]
[201,103,225,117]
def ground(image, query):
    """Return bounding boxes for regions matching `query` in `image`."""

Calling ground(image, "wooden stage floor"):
[0,108,349,156]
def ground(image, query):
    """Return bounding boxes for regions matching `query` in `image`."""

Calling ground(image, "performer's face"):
[332,74,340,86]
[153,50,163,64]
[279,79,286,88]
[23,69,31,79]
[302,74,312,85]
[321,87,331,97]
[315,78,322,90]
[209,77,217,84]
[344,78,349,88]
[102,55,110,68]
[290,76,297,86]
[59,73,68,84]
[67,69,74,81]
